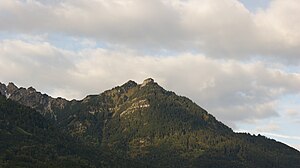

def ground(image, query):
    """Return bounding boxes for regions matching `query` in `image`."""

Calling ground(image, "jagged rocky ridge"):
[1,79,300,168]
[0,79,230,143]
[0,82,67,120]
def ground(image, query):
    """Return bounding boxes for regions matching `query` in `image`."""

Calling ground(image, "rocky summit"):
[0,79,300,168]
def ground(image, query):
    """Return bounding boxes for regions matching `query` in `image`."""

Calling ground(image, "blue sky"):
[0,0,299,151]
[239,0,271,11]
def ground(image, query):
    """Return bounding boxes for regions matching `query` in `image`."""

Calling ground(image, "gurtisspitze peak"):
[141,78,155,87]
[119,78,157,91]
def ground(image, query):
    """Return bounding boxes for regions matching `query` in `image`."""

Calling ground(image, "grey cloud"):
[1,0,300,63]
[0,40,76,95]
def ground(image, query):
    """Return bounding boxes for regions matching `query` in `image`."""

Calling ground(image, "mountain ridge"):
[0,78,300,167]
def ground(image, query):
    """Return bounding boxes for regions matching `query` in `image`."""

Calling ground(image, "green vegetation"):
[0,80,299,167]
[0,96,144,168]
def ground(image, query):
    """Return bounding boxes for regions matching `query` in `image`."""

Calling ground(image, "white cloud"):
[255,122,280,132]
[286,109,300,117]
[1,0,300,63]
[0,39,76,95]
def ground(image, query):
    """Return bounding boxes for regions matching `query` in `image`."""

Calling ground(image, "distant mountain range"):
[1,78,299,168]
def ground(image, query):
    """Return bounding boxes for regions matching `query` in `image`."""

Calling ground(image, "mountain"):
[0,95,146,167]
[0,78,300,168]
[0,95,92,167]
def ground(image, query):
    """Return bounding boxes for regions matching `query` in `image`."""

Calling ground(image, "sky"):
[0,0,299,151]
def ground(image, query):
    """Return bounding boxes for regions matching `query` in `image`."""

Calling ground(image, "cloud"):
[0,39,77,96]
[255,122,280,132]
[1,0,300,63]
[1,39,300,128]
[286,109,300,117]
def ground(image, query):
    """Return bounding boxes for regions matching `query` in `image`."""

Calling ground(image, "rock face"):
[141,78,155,87]
[0,82,67,120]
[6,82,18,95]
[0,79,300,168]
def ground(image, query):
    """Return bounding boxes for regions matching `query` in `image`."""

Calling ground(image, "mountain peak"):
[141,78,155,87]
[121,80,137,89]
[6,82,18,94]
[27,86,37,93]
[7,82,17,88]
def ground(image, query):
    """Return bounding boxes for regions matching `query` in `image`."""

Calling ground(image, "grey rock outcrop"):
[141,78,155,87]
[0,82,68,120]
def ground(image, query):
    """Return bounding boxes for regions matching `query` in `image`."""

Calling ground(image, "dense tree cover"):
[1,80,300,167]
[0,96,144,168]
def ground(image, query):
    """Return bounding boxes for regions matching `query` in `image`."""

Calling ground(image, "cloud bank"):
[0,0,300,63]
